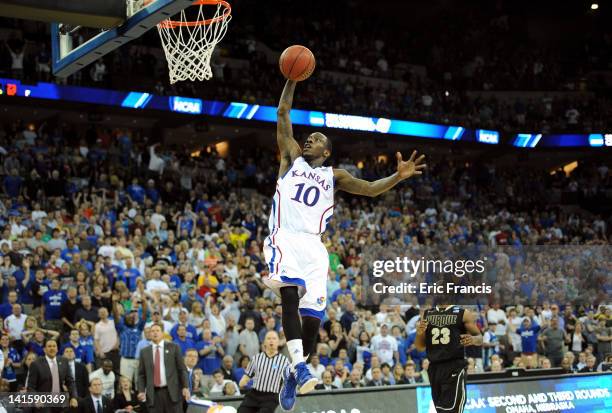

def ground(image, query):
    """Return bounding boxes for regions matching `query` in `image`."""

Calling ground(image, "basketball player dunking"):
[415,305,483,413]
[264,79,426,411]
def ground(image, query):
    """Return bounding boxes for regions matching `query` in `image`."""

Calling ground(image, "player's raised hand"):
[396,150,426,179]
[416,319,428,335]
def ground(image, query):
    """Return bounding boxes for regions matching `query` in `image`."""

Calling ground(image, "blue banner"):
[512,133,612,148]
[0,77,485,143]
[417,374,612,413]
[1,77,610,148]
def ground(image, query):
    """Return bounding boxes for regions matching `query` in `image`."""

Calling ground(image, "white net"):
[156,1,232,84]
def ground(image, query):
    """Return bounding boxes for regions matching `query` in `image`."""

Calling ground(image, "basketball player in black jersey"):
[415,305,482,413]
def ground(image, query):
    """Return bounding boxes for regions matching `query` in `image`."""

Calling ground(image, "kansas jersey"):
[424,306,467,364]
[268,156,334,235]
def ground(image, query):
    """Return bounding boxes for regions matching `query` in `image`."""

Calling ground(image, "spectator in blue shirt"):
[135,327,152,359]
[170,310,198,342]
[175,325,196,355]
[0,291,18,319]
[233,355,250,385]
[406,330,427,368]
[167,272,182,290]
[391,325,408,366]
[117,258,141,291]
[258,317,278,343]
[178,208,196,236]
[0,334,22,391]
[60,239,80,262]
[516,318,541,355]
[332,348,353,371]
[340,300,358,333]
[26,328,60,356]
[483,322,500,368]
[196,328,225,375]
[41,278,66,331]
[217,274,238,294]
[127,179,145,204]
[3,169,23,198]
[1,277,23,305]
[519,274,536,299]
[113,294,146,384]
[60,329,94,370]
[145,180,160,203]
[331,277,355,303]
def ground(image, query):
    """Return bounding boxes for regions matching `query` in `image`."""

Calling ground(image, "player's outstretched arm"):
[277,80,302,177]
[334,150,426,196]
[460,309,483,346]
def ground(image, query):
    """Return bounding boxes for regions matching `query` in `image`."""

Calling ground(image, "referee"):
[238,330,289,413]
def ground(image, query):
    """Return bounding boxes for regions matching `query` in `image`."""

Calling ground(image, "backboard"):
[49,0,194,78]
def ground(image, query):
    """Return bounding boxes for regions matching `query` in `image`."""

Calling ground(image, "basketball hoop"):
[153,0,232,84]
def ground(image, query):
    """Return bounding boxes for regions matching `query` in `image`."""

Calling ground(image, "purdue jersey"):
[268,156,334,235]
[424,306,467,364]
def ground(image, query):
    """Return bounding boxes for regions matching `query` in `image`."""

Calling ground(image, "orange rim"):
[158,0,231,28]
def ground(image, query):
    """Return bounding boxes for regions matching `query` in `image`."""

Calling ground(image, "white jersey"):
[268,157,334,235]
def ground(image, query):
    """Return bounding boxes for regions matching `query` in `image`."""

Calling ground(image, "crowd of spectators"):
[0,115,608,407]
[1,1,612,133]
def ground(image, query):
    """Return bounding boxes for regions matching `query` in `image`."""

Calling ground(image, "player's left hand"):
[183,387,191,401]
[460,334,474,346]
[396,150,426,179]
[70,398,78,408]
[416,319,428,335]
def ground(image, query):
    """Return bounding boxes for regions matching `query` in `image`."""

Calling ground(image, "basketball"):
[279,45,316,81]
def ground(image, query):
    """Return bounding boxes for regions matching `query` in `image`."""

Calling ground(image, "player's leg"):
[297,257,327,389]
[264,232,319,410]
[298,266,327,361]
[458,366,467,413]
[280,286,305,367]
[432,362,467,413]
[263,230,308,364]
[301,315,321,361]
[277,285,318,411]
[428,363,442,412]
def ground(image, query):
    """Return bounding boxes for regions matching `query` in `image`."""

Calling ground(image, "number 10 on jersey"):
[291,183,320,206]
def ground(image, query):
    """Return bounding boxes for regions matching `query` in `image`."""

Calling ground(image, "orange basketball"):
[279,45,316,81]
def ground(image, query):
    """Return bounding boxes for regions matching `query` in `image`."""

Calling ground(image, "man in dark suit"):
[27,338,78,412]
[78,377,113,413]
[63,346,90,398]
[137,323,189,413]
[315,371,338,391]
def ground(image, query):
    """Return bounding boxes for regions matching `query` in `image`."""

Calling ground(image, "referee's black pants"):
[238,389,278,413]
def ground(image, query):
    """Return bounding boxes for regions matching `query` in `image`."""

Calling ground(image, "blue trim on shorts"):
[267,236,276,273]
[280,276,306,289]
[299,308,325,320]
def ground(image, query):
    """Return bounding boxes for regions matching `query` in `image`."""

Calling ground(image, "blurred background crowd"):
[0,120,608,405]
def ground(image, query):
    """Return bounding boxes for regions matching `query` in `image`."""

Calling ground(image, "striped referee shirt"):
[245,351,290,393]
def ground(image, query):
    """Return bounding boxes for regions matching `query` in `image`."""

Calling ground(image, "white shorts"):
[263,228,328,318]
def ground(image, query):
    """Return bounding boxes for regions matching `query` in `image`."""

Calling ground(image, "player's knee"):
[280,286,300,314]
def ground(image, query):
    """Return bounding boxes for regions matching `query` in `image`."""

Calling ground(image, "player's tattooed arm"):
[334,150,426,196]
[414,317,428,352]
[460,309,483,346]
[277,79,302,177]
